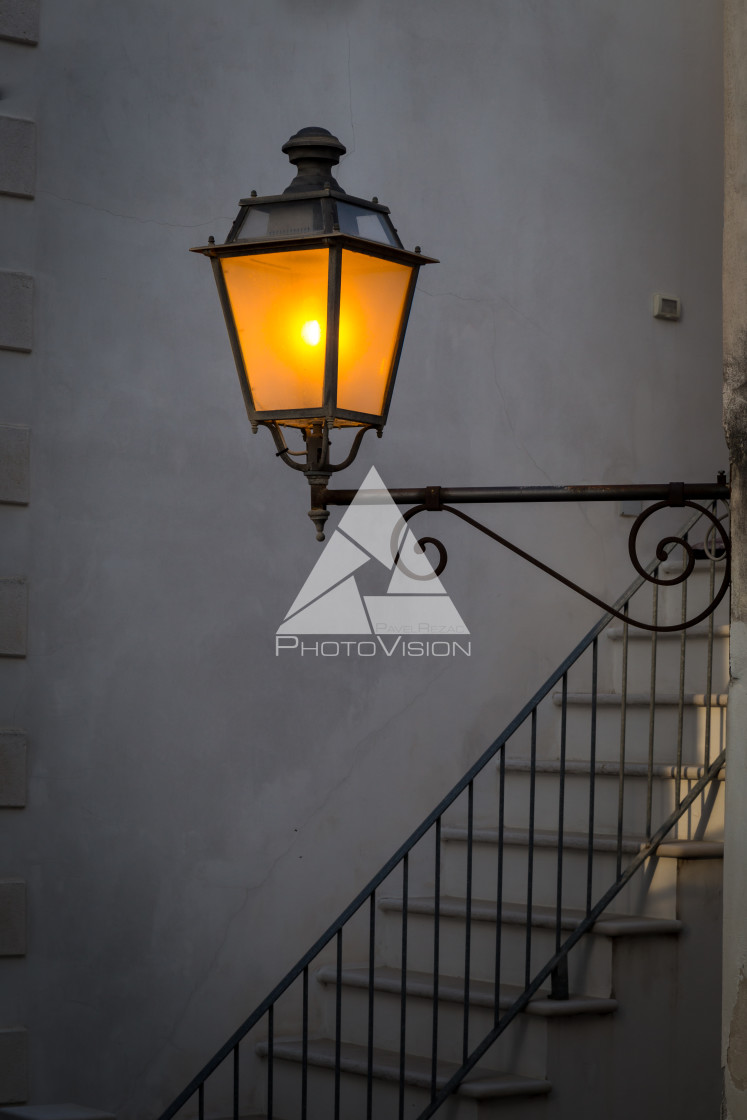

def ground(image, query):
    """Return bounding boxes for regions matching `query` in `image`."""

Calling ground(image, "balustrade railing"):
[157,500,729,1120]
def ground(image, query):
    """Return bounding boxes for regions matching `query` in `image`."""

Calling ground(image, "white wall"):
[0,1,724,1115]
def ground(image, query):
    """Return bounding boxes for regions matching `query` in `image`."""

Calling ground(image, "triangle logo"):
[279,467,469,636]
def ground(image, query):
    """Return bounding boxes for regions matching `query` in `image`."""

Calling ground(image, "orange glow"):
[220,249,329,412]
[220,246,413,419]
[337,250,412,415]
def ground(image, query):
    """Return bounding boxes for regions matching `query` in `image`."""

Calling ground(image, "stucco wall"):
[0,1,725,1115]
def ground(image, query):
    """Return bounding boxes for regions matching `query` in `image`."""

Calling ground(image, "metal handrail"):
[156,502,728,1120]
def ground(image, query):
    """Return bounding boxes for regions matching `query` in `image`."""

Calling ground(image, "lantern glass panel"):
[220,248,329,412]
[236,200,325,241]
[335,202,399,246]
[337,249,413,416]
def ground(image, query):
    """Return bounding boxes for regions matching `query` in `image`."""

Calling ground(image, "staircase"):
[157,507,728,1120]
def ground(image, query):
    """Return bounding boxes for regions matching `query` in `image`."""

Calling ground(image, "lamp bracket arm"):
[394,498,730,634]
[321,481,730,507]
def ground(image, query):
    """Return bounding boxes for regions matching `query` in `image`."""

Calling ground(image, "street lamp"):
[192,126,435,540]
[194,128,730,631]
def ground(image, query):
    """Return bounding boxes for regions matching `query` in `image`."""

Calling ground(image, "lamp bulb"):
[301,319,322,347]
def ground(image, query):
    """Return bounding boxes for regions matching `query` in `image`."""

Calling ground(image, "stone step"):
[624,595,730,632]
[542,691,728,764]
[439,825,653,916]
[656,838,724,858]
[442,824,644,853]
[604,623,729,693]
[555,691,729,707]
[503,758,726,779]
[379,895,683,936]
[255,1036,550,1120]
[377,895,682,997]
[642,557,730,627]
[441,825,666,915]
[438,827,722,918]
[316,963,618,1018]
[314,963,617,1075]
[660,557,727,574]
[606,623,730,640]
[480,758,725,839]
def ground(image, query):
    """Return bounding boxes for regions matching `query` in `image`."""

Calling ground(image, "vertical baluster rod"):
[367,892,375,1120]
[431,819,441,1102]
[267,1005,274,1120]
[302,966,309,1120]
[399,854,409,1120]
[705,511,717,769]
[525,709,537,987]
[233,1043,239,1120]
[556,674,568,949]
[551,676,569,1000]
[198,1083,204,1120]
[334,929,343,1120]
[616,603,629,879]
[646,580,659,836]
[494,750,506,1025]
[676,537,688,807]
[586,639,598,916]
[463,782,474,1063]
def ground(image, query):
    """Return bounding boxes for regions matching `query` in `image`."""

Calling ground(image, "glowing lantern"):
[192,127,436,433]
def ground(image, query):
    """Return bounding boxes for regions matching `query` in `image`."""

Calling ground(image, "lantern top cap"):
[281,126,347,194]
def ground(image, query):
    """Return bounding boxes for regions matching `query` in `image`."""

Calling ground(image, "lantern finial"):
[281,126,347,193]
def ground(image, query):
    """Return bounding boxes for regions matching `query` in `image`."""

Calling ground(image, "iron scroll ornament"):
[390,497,730,634]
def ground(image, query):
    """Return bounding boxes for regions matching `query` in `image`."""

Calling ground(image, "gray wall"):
[0,1,724,1115]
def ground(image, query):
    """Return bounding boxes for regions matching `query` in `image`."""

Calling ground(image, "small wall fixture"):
[653,292,681,321]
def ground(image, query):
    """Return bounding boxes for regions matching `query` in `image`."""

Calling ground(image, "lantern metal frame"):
[191,126,436,540]
[197,230,432,431]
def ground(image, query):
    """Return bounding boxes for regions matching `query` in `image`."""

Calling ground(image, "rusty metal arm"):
[320,480,730,508]
[318,476,731,633]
